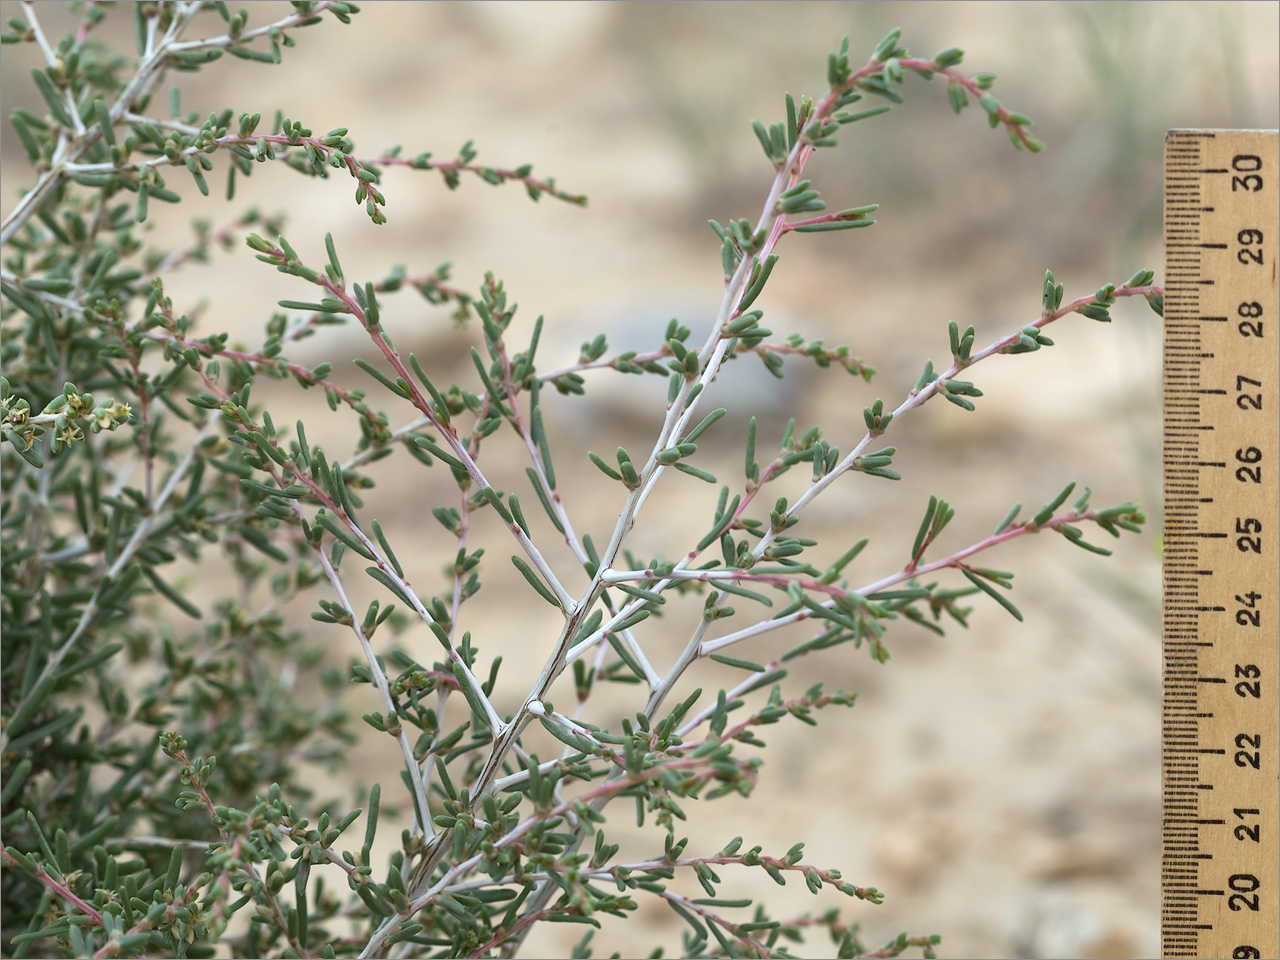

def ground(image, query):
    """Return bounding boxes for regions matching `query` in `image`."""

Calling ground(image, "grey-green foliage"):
[0,5,1155,959]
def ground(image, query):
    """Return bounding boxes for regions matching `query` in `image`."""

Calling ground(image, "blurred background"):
[3,3,1278,957]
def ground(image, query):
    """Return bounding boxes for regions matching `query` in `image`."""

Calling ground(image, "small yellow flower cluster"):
[1,378,132,457]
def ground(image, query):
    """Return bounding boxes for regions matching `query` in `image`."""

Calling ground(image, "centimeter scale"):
[1162,129,1279,959]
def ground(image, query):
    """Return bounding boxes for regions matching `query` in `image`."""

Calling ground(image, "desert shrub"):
[0,3,1158,958]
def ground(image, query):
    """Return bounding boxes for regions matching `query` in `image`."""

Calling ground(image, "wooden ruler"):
[1162,129,1279,959]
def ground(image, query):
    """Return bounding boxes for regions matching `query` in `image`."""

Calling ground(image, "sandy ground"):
[3,3,1278,957]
